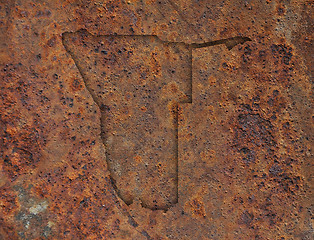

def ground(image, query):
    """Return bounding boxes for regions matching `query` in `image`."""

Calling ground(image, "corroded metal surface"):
[62,30,192,210]
[0,0,312,239]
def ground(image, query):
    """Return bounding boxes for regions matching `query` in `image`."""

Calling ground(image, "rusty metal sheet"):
[0,0,312,239]
[62,30,193,210]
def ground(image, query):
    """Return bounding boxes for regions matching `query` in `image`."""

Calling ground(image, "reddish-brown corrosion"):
[61,30,251,212]
[0,0,312,239]
[62,30,192,210]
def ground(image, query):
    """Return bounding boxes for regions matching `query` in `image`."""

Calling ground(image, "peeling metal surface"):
[0,0,312,239]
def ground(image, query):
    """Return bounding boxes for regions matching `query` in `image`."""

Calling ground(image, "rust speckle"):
[188,198,206,219]
[47,36,56,48]
[70,77,83,92]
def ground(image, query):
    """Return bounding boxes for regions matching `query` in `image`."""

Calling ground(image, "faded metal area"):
[0,0,312,239]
